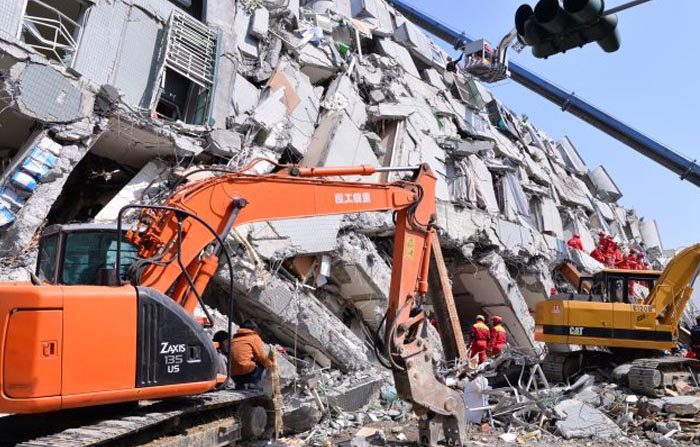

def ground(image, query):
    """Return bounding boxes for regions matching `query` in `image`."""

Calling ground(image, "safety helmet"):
[630,248,638,254]
[491,315,502,324]
[476,315,485,322]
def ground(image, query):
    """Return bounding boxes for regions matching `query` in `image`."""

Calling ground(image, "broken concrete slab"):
[262,60,321,155]
[282,396,323,433]
[587,165,623,203]
[333,233,391,330]
[214,254,371,372]
[302,111,379,182]
[93,159,169,223]
[297,42,339,84]
[538,196,564,239]
[234,5,260,58]
[327,373,384,411]
[663,396,700,416]
[421,68,446,90]
[376,38,419,78]
[250,7,270,40]
[569,248,605,273]
[556,136,588,176]
[640,219,663,253]
[238,215,344,259]
[12,62,94,123]
[468,155,500,214]
[206,129,243,158]
[393,20,445,67]
[232,73,261,116]
[554,399,623,440]
[452,251,536,349]
[351,0,393,36]
[322,74,368,128]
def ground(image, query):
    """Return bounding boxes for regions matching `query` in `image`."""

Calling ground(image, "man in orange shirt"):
[469,315,490,364]
[231,320,272,389]
[489,316,507,357]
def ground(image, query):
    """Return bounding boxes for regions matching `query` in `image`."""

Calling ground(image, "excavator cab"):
[36,224,139,286]
[576,269,661,304]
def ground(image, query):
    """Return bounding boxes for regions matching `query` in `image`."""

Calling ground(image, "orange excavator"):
[0,161,467,445]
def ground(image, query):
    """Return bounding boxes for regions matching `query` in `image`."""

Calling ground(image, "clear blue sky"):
[413,0,699,250]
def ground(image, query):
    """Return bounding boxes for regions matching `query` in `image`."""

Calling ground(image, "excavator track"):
[540,351,612,384]
[540,352,575,384]
[627,358,700,397]
[1,389,270,447]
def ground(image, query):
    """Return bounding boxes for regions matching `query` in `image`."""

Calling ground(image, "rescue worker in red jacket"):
[489,316,507,357]
[611,241,623,265]
[637,253,648,270]
[590,246,607,264]
[567,233,584,251]
[469,315,490,364]
[616,254,631,270]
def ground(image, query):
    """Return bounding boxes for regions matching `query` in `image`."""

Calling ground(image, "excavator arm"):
[119,161,466,445]
[647,243,700,328]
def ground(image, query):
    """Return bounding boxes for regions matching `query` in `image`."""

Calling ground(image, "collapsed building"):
[0,0,670,409]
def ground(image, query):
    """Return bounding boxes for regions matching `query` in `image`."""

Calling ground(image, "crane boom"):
[386,0,700,187]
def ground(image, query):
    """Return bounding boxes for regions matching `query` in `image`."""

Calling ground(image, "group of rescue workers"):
[567,231,650,270]
[467,315,508,364]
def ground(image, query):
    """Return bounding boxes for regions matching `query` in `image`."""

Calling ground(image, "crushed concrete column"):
[213,251,371,371]
[333,233,391,330]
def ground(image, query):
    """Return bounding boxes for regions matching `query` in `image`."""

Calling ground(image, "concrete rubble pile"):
[0,0,683,444]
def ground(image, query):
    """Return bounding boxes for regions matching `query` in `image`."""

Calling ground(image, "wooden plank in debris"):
[429,237,468,361]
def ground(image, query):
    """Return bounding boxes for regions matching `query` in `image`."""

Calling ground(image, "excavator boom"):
[0,162,468,445]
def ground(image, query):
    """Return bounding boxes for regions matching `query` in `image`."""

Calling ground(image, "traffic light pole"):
[604,0,654,15]
[385,0,700,188]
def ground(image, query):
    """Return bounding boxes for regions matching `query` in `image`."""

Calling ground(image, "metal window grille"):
[21,0,86,67]
[164,12,217,89]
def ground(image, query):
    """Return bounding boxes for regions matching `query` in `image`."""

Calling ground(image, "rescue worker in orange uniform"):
[231,320,272,389]
[489,316,507,357]
[567,234,584,251]
[469,315,490,363]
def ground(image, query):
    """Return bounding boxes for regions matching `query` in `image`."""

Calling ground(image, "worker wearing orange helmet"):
[469,315,490,364]
[489,316,507,357]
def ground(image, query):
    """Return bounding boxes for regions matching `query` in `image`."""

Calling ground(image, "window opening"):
[21,0,90,67]
[151,12,218,125]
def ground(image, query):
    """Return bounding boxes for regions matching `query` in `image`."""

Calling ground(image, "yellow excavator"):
[535,244,700,395]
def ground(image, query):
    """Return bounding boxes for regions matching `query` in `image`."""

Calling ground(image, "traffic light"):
[515,0,621,59]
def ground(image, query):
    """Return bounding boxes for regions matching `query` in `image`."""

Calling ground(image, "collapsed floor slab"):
[213,251,371,372]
